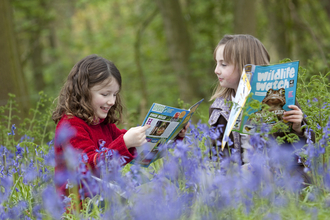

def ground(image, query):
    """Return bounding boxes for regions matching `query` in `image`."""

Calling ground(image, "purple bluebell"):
[7,124,16,136]
[223,135,233,146]
[260,123,270,134]
[263,213,281,220]
[42,186,65,219]
[6,206,21,220]
[15,144,24,157]
[24,167,38,182]
[55,121,76,145]
[32,205,42,220]
[249,133,265,150]
[209,126,221,141]
[0,176,12,203]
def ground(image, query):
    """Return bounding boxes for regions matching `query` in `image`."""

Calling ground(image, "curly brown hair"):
[52,54,123,125]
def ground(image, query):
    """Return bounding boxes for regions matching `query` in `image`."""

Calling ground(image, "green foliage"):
[297,66,330,141]
[0,92,55,154]
[0,94,20,150]
[19,91,55,147]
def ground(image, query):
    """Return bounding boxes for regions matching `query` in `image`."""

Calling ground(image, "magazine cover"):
[132,99,204,167]
[239,61,299,134]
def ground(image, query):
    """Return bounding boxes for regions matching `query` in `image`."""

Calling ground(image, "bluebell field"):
[1,116,330,219]
[1,70,330,220]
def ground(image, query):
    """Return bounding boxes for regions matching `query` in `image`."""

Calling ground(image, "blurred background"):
[1,0,330,128]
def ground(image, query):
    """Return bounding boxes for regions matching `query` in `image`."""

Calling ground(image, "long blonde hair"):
[210,34,270,100]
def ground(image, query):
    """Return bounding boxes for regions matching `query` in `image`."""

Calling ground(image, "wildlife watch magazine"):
[131,99,204,167]
[222,61,299,149]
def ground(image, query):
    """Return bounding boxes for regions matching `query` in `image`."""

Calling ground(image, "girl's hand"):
[124,125,150,149]
[177,122,190,138]
[283,105,303,134]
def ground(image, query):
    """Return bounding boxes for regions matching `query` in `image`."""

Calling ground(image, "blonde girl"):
[209,34,315,168]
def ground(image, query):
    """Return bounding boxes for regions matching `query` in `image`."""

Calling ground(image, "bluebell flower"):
[63,145,79,169]
[273,195,288,208]
[47,139,54,146]
[55,122,76,145]
[24,168,38,182]
[209,126,220,140]
[264,213,281,220]
[6,206,21,220]
[307,99,311,107]
[223,135,233,146]
[43,148,55,167]
[217,124,224,134]
[324,197,330,208]
[323,172,330,191]
[322,102,330,109]
[249,133,266,150]
[19,134,34,142]
[7,124,16,136]
[42,186,65,219]
[32,205,42,220]
[260,123,270,134]
[15,144,24,157]
[0,176,13,201]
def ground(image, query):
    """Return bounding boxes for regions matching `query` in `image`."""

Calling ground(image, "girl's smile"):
[101,106,110,113]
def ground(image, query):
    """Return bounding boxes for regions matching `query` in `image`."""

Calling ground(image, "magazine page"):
[240,61,299,134]
[221,69,251,149]
[133,99,204,167]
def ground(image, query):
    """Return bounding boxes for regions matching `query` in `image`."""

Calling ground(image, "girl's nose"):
[215,64,221,75]
[107,97,115,105]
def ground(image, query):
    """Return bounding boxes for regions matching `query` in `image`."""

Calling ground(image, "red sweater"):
[54,115,136,196]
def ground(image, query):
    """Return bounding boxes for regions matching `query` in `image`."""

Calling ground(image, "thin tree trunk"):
[0,0,30,115]
[155,0,195,102]
[233,0,257,35]
[262,0,293,59]
[134,8,158,122]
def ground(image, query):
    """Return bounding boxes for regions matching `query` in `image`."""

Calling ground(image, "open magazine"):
[222,61,299,149]
[131,99,204,167]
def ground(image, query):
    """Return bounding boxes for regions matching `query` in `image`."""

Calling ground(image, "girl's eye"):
[221,63,227,67]
[102,94,108,97]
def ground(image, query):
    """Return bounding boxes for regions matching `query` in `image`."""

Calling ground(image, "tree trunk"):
[262,0,293,60]
[29,34,46,93]
[233,0,257,35]
[322,0,330,20]
[155,0,195,102]
[134,8,158,123]
[0,0,30,115]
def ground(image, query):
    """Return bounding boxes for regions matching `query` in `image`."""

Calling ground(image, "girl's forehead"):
[215,45,225,60]
[91,77,119,91]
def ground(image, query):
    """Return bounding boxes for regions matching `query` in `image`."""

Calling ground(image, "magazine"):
[222,61,299,149]
[221,68,251,148]
[132,99,204,167]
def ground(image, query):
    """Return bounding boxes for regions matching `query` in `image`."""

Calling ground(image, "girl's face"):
[214,44,240,91]
[157,126,165,135]
[90,78,120,120]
